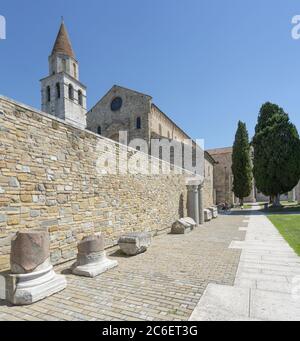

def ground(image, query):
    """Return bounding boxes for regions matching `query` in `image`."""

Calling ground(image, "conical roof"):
[51,22,75,58]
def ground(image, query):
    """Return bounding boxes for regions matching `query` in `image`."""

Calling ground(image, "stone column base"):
[73,254,118,278]
[6,265,67,305]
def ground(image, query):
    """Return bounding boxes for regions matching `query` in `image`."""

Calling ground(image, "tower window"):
[97,126,102,135]
[136,117,141,129]
[47,86,51,102]
[56,83,60,99]
[62,59,67,72]
[68,84,74,100]
[78,90,83,106]
[73,63,77,78]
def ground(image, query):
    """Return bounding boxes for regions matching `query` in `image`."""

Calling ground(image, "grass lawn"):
[268,215,300,256]
[243,204,253,209]
[262,202,300,213]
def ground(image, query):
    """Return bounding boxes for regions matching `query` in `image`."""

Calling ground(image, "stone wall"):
[0,95,190,271]
[207,147,236,205]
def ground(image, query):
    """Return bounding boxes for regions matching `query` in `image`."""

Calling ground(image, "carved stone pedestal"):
[7,230,67,305]
[73,234,118,278]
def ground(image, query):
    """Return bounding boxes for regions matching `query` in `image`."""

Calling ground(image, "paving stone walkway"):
[190,206,300,321]
[0,214,245,321]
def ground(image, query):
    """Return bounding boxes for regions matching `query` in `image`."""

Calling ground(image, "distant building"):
[208,147,299,204]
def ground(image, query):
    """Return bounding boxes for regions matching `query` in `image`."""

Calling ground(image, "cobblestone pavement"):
[0,214,246,321]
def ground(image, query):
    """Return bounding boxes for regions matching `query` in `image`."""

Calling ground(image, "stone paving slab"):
[189,284,252,321]
[189,207,300,321]
[0,214,244,321]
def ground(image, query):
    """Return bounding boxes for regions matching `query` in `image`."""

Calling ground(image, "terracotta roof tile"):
[206,147,233,155]
[51,22,75,58]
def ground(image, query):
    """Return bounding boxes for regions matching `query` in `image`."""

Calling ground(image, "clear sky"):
[1,0,300,149]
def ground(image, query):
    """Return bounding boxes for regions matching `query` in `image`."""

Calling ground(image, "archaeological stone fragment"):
[118,232,151,256]
[73,233,118,278]
[6,230,67,305]
[171,217,197,234]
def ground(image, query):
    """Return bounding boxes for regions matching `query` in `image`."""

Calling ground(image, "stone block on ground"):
[6,230,66,305]
[204,209,213,222]
[73,233,118,278]
[118,232,151,256]
[171,217,197,234]
[208,207,218,219]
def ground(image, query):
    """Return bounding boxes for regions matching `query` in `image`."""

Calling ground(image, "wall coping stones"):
[0,94,194,176]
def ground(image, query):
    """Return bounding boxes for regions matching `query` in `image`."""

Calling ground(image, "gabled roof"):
[111,85,152,99]
[51,22,75,58]
[206,147,233,155]
[88,85,152,112]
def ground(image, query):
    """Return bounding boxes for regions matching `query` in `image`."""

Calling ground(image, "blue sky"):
[1,0,300,149]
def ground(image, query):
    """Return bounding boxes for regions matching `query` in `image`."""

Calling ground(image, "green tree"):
[232,121,253,205]
[252,102,300,206]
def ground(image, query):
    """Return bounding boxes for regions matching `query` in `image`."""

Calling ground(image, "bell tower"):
[40,20,87,128]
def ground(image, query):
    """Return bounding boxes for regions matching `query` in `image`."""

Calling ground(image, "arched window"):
[136,117,141,129]
[73,63,77,78]
[78,90,83,106]
[47,86,51,102]
[159,146,163,160]
[68,84,74,100]
[56,83,60,99]
[170,146,175,165]
[97,126,102,135]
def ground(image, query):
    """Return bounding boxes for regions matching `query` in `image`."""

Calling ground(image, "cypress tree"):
[252,102,300,206]
[232,121,253,205]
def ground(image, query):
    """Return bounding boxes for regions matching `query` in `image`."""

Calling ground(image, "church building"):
[39,21,216,209]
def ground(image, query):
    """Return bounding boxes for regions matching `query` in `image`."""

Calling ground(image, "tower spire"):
[51,20,75,58]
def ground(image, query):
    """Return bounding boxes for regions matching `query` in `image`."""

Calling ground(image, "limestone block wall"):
[207,147,236,205]
[0,96,189,271]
